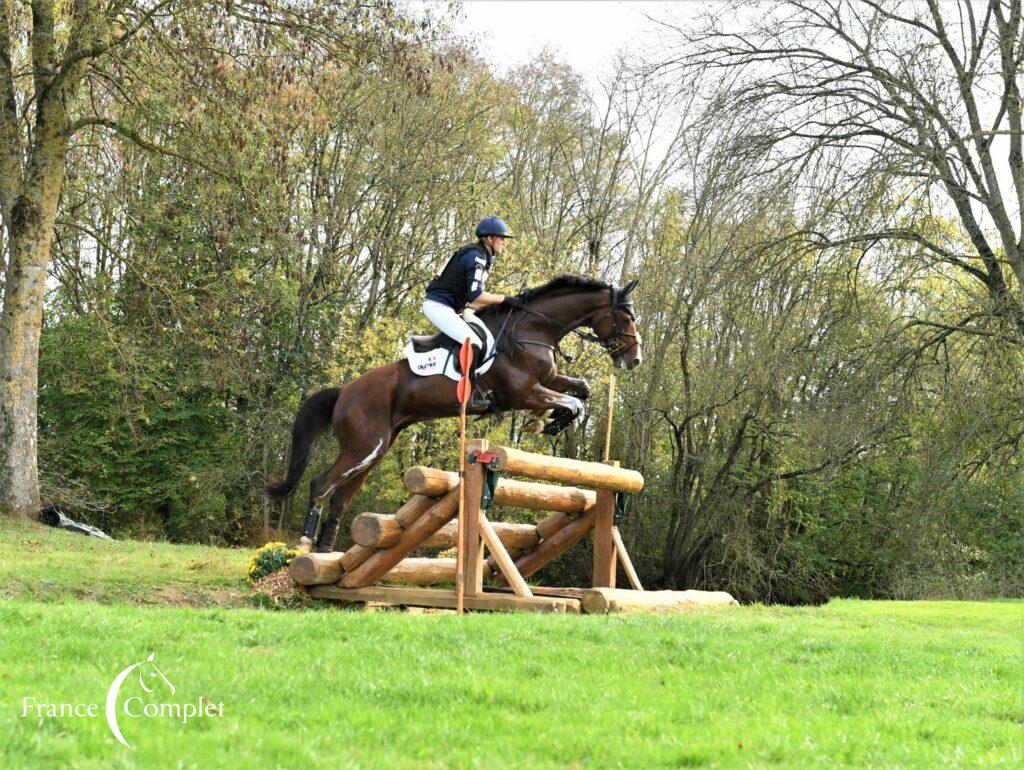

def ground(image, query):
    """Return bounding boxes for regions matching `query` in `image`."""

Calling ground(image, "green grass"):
[1,517,1021,769]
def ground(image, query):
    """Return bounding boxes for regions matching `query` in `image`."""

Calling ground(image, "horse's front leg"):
[518,383,586,436]
[546,373,591,401]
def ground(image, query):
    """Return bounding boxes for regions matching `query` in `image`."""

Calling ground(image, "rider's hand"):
[502,295,525,309]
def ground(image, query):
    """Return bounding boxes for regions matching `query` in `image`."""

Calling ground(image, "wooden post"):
[592,461,618,588]
[460,438,488,599]
[603,371,616,462]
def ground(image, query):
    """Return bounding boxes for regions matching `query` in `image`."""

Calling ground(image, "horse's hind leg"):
[298,436,389,552]
[314,471,371,553]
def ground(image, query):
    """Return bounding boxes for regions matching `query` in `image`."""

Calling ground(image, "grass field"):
[1,517,1021,769]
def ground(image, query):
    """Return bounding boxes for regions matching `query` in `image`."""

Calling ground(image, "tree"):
[654,0,1023,340]
[0,0,412,516]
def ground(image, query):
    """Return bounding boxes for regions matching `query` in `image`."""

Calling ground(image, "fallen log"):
[581,588,739,615]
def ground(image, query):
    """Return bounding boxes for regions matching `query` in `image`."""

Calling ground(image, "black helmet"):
[475,216,514,239]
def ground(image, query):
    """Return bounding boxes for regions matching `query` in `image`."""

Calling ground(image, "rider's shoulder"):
[456,242,488,264]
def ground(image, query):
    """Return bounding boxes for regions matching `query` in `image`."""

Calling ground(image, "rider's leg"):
[421,300,493,410]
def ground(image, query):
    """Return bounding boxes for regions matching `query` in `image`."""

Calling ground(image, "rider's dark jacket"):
[425,242,492,312]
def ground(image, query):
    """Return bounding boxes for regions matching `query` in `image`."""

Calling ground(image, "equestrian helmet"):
[475,216,514,239]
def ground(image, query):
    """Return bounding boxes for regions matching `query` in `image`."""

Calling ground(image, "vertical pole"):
[461,438,488,599]
[592,460,619,588]
[456,401,468,614]
[603,371,616,462]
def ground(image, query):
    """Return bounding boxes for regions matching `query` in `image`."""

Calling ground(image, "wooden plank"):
[308,585,580,613]
[404,466,596,513]
[490,445,644,493]
[479,512,532,597]
[612,526,643,591]
[592,461,619,588]
[581,588,738,614]
[339,489,460,587]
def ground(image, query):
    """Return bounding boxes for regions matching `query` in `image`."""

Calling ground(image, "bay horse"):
[265,275,642,552]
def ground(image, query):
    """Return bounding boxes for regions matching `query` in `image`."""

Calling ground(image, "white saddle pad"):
[403,312,496,382]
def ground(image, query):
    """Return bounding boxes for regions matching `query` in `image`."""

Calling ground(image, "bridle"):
[503,286,640,360]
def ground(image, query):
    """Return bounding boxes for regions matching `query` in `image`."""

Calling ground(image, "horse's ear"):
[621,279,638,296]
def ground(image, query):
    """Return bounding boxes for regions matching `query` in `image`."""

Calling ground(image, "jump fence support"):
[289,440,738,614]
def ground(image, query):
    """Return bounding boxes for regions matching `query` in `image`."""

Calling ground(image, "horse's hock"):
[288,440,739,614]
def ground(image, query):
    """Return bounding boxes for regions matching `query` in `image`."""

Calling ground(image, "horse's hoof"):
[523,418,545,434]
[297,537,313,554]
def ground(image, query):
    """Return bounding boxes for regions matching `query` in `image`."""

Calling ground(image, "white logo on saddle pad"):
[403,313,496,382]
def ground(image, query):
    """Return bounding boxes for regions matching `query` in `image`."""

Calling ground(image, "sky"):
[444,1,691,93]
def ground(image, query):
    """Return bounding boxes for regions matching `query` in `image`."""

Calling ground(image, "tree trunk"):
[0,97,69,517]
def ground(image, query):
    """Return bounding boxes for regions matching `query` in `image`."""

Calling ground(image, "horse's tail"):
[264,387,340,499]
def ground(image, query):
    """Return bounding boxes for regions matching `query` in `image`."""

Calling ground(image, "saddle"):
[403,311,496,382]
[410,332,457,355]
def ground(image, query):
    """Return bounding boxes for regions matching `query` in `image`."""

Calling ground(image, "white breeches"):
[422,299,483,349]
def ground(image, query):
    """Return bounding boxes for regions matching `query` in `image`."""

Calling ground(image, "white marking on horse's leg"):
[552,394,585,417]
[312,439,385,505]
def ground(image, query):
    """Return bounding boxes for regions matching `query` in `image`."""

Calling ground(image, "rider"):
[423,216,516,410]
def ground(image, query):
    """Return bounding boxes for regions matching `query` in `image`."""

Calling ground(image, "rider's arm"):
[462,249,504,308]
[468,292,506,308]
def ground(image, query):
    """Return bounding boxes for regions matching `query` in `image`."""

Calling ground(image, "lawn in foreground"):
[1,597,1020,769]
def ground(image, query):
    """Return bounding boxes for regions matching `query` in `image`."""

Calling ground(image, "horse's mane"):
[513,274,611,302]
[476,274,611,318]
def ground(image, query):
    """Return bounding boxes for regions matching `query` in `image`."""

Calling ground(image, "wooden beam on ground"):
[404,466,596,513]
[581,588,738,614]
[308,585,580,613]
[351,512,539,550]
[339,489,460,588]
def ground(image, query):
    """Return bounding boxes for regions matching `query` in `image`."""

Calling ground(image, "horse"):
[265,275,642,553]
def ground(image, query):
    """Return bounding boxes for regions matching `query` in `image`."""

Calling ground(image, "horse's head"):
[591,280,643,370]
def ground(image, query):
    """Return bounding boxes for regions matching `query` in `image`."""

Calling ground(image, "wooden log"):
[308,585,580,613]
[340,489,461,588]
[404,466,596,513]
[403,466,456,497]
[496,507,597,585]
[535,510,575,540]
[581,588,739,614]
[395,494,436,527]
[339,545,374,573]
[380,557,492,585]
[289,552,343,585]
[490,446,644,493]
[486,509,576,574]
[351,512,401,548]
[352,513,539,550]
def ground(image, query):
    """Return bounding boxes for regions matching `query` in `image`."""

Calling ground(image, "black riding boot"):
[464,344,493,412]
